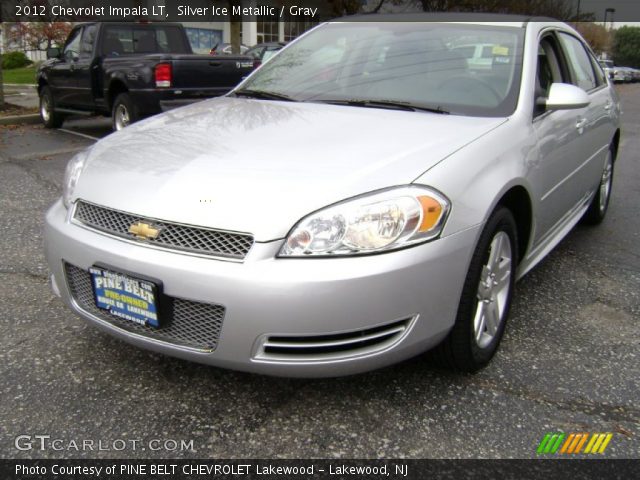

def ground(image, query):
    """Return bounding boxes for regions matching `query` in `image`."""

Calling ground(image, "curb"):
[0,114,41,126]
[3,84,37,88]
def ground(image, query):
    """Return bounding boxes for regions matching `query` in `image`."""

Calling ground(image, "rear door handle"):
[604,101,612,111]
[209,61,222,67]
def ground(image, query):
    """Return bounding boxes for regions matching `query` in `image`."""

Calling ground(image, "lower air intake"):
[64,262,225,352]
[256,318,413,361]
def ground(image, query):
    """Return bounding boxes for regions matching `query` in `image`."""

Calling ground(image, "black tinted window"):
[64,28,82,59]
[103,26,190,56]
[81,24,97,56]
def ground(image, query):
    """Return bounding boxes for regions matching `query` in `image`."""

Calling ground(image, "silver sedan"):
[45,17,620,376]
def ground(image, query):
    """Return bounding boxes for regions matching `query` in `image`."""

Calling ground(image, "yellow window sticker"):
[493,46,509,56]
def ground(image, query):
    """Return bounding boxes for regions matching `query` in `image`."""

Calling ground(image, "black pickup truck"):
[37,22,254,130]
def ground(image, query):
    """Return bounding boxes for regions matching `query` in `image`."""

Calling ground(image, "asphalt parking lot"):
[0,87,638,460]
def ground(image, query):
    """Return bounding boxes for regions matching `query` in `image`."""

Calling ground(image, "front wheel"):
[582,149,614,225]
[432,207,518,372]
[111,93,139,131]
[39,86,64,128]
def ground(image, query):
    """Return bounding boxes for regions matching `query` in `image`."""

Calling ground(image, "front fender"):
[413,118,538,240]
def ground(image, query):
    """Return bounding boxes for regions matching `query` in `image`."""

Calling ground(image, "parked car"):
[598,59,614,80]
[451,43,496,69]
[45,16,620,377]
[38,22,254,131]
[209,43,250,55]
[246,41,287,67]
[613,66,633,83]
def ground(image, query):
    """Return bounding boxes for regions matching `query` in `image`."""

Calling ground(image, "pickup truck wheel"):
[112,93,138,131]
[39,86,64,128]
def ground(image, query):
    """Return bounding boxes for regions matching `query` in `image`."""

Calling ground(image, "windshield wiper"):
[319,99,450,114]
[233,89,297,102]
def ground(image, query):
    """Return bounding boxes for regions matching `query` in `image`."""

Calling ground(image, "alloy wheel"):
[599,152,613,214]
[41,95,51,123]
[473,231,512,349]
[114,104,130,130]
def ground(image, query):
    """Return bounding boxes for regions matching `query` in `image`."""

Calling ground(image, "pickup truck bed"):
[37,22,254,131]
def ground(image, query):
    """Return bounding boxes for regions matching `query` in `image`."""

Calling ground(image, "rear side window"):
[557,33,598,91]
[102,26,190,56]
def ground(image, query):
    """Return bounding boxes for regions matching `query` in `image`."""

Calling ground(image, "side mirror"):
[539,83,590,110]
[47,47,61,59]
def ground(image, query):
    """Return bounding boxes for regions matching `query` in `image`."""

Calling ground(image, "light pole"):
[604,7,615,31]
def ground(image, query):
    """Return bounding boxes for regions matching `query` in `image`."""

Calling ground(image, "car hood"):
[75,97,506,241]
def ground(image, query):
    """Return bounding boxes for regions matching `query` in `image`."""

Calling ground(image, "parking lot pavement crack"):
[10,146,86,161]
[470,379,640,424]
[6,158,61,194]
[0,268,48,281]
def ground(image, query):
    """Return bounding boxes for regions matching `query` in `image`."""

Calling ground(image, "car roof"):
[330,12,559,27]
[75,21,184,28]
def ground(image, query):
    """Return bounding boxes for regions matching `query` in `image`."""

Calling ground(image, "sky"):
[579,0,640,22]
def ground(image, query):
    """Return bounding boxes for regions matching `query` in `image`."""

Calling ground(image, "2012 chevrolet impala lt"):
[45,16,620,376]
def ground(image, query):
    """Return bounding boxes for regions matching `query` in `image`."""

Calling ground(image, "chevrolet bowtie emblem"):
[128,222,161,240]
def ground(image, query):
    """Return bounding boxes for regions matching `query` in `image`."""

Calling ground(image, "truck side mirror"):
[47,47,61,59]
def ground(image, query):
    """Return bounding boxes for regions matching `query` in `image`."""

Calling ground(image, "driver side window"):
[64,28,82,60]
[535,36,565,115]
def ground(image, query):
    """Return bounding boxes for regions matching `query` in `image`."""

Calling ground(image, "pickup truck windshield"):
[241,22,524,117]
[102,25,190,56]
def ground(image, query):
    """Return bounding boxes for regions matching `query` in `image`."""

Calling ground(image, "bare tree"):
[361,0,594,20]
[575,22,611,55]
[227,0,242,54]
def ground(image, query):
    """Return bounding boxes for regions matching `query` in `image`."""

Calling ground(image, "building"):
[183,17,318,54]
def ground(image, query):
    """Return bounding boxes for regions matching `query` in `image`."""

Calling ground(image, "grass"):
[2,66,37,85]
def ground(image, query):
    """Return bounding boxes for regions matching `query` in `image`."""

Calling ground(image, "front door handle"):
[576,118,587,133]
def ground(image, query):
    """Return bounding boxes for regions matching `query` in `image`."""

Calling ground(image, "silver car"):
[45,17,620,377]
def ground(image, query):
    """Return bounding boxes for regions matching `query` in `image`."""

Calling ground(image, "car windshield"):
[240,22,524,117]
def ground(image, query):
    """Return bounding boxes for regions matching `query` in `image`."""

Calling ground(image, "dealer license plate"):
[89,266,161,328]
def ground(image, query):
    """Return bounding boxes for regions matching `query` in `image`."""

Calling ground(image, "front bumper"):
[45,199,479,377]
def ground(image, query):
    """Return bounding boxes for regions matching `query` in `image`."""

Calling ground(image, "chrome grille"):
[73,201,254,259]
[64,263,225,352]
[256,318,412,361]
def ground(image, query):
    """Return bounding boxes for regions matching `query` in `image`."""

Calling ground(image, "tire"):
[582,148,614,225]
[111,93,139,131]
[432,207,518,372]
[39,86,64,128]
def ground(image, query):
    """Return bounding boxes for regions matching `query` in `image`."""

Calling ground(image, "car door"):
[72,23,99,108]
[47,27,82,107]
[530,32,594,244]
[556,32,615,198]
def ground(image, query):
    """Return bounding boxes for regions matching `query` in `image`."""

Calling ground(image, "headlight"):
[62,150,89,208]
[279,186,450,257]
